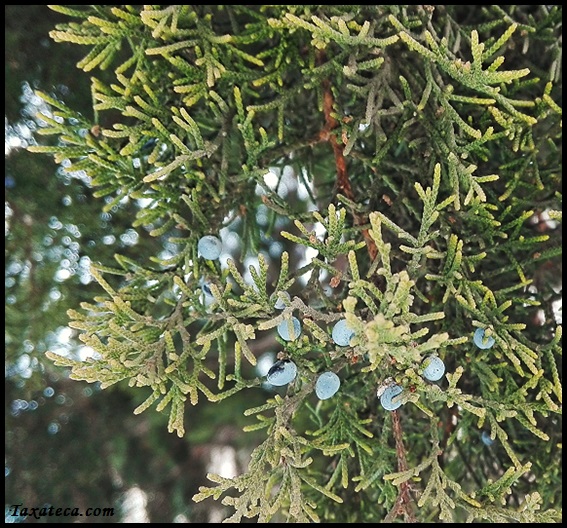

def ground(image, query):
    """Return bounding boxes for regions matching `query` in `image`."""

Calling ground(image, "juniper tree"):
[30,5,561,523]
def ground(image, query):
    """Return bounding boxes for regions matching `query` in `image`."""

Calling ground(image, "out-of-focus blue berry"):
[379,383,403,411]
[140,137,158,152]
[201,282,213,297]
[481,430,494,446]
[197,235,222,260]
[422,355,445,382]
[266,359,297,386]
[198,278,215,307]
[315,371,341,400]
[473,328,495,349]
[277,317,302,341]
[273,291,291,310]
[199,290,215,309]
[331,319,355,346]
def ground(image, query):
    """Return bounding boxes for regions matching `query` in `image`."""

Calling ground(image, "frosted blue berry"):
[277,316,302,341]
[266,359,297,386]
[422,355,445,382]
[273,291,291,310]
[379,383,403,411]
[331,319,356,347]
[481,430,494,446]
[197,235,222,260]
[473,328,495,349]
[315,371,341,400]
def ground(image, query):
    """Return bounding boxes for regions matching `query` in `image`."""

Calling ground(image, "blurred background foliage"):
[5,5,268,523]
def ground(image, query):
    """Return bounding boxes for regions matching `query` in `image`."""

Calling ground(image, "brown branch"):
[318,52,378,262]
[392,410,409,473]
[321,79,354,202]
[384,410,418,523]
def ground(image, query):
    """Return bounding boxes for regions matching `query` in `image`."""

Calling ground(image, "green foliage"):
[30,5,561,523]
